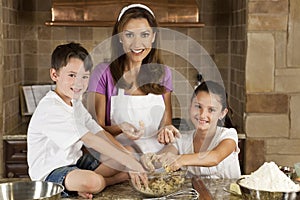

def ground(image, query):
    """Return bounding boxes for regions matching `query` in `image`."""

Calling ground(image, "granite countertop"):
[63,178,241,200]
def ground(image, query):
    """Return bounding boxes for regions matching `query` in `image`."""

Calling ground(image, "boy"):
[27,42,146,199]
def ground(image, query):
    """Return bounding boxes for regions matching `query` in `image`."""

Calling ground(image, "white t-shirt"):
[175,127,241,179]
[27,91,103,180]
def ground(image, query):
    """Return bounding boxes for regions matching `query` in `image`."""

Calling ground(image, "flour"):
[239,162,300,192]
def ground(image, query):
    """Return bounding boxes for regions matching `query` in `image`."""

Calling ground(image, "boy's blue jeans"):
[45,153,100,197]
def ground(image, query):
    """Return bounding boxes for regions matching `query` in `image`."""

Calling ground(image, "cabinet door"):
[4,140,27,162]
[4,140,29,178]
[5,163,29,178]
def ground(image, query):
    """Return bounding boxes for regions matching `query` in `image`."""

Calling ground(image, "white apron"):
[111,88,165,153]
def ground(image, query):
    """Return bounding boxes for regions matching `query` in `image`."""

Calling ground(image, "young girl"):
[87,4,179,154]
[143,81,241,179]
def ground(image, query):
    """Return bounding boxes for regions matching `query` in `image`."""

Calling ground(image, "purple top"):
[87,63,173,125]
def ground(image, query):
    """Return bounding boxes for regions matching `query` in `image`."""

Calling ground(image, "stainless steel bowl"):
[237,177,300,200]
[0,181,64,200]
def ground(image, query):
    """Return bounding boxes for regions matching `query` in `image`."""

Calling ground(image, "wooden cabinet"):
[4,140,29,178]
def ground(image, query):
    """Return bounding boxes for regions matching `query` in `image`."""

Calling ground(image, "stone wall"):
[245,0,300,173]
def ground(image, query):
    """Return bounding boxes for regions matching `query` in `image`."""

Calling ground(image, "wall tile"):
[248,0,288,14]
[187,28,203,41]
[245,114,289,138]
[23,40,37,54]
[246,94,288,113]
[24,68,38,82]
[52,27,66,40]
[80,28,93,40]
[290,95,300,139]
[275,69,300,92]
[38,69,52,83]
[23,54,38,69]
[246,33,274,93]
[244,139,265,174]
[202,27,216,40]
[287,0,300,66]
[248,15,287,31]
[275,32,287,68]
[37,0,51,11]
[38,26,51,40]
[266,138,300,155]
[38,55,50,68]
[21,0,36,11]
[22,25,38,40]
[95,28,113,43]
[38,40,52,54]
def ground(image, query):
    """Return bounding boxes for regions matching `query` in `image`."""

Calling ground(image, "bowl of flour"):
[237,162,300,200]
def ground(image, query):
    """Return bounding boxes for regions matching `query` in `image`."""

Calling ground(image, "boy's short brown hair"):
[51,42,93,72]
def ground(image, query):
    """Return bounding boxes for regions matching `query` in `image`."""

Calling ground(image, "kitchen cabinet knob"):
[7,172,14,178]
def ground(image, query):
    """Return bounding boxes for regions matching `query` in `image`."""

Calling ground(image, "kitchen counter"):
[62,178,241,200]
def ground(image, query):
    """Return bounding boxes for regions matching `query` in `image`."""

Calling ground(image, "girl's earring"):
[119,40,123,43]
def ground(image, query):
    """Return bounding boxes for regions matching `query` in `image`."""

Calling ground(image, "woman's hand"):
[157,125,181,144]
[140,153,162,172]
[119,121,144,140]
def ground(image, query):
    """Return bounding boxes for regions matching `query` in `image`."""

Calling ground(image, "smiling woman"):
[87,4,180,158]
[119,18,155,67]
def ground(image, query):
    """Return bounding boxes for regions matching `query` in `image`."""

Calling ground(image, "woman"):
[87,4,179,154]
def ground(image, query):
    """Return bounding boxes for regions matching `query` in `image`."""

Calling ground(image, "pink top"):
[87,63,173,125]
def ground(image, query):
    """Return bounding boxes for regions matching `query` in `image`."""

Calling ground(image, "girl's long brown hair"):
[110,6,166,94]
[193,81,235,128]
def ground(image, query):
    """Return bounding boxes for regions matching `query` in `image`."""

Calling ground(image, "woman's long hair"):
[110,6,166,94]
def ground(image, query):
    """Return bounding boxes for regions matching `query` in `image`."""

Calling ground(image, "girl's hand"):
[159,152,183,172]
[119,121,144,140]
[157,125,181,144]
[129,171,148,190]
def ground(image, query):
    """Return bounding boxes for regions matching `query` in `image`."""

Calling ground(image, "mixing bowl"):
[237,177,300,200]
[0,181,64,200]
[131,170,187,197]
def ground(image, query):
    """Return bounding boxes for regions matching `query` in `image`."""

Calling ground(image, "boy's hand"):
[119,121,144,140]
[157,125,181,144]
[129,171,148,190]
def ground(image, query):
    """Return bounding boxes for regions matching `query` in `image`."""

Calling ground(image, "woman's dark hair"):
[192,81,235,128]
[51,42,93,72]
[109,6,165,94]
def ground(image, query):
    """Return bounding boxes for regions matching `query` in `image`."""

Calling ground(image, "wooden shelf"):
[45,21,205,28]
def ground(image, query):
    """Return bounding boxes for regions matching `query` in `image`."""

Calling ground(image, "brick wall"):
[0,0,22,177]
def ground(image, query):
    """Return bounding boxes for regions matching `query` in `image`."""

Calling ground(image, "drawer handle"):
[7,172,15,178]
